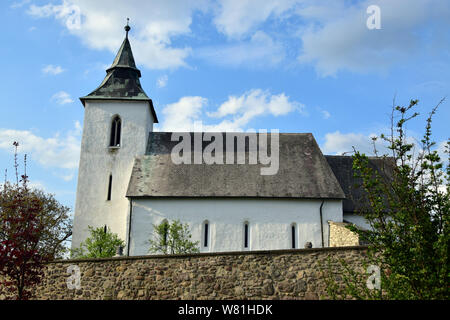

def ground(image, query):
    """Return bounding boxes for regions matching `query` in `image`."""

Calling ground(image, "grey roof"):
[80,31,158,123]
[325,155,395,213]
[126,132,346,199]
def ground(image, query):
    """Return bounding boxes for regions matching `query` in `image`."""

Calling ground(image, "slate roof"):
[325,155,395,213]
[126,132,346,199]
[80,26,158,123]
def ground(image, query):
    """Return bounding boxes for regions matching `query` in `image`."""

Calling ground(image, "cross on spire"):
[125,18,131,38]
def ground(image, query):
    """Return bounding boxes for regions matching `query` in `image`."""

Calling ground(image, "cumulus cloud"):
[28,0,82,30]
[297,0,450,76]
[51,91,74,105]
[0,122,81,170]
[24,0,450,74]
[160,96,208,132]
[27,0,210,70]
[159,89,305,132]
[42,64,65,75]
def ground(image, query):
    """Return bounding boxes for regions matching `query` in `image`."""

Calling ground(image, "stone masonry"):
[328,221,360,247]
[0,246,367,300]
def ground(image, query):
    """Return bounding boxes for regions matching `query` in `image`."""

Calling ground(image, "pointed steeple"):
[80,20,158,122]
[106,36,139,74]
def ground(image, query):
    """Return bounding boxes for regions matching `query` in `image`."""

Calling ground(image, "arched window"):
[291,223,297,249]
[110,116,121,147]
[203,220,209,248]
[244,221,249,249]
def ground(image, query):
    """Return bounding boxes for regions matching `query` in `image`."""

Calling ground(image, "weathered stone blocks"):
[0,246,366,300]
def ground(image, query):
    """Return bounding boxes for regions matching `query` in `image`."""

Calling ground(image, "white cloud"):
[197,31,285,68]
[51,91,74,105]
[0,122,81,170]
[321,130,448,160]
[157,75,168,88]
[160,96,208,132]
[322,131,381,155]
[27,0,210,70]
[23,0,450,74]
[437,140,449,164]
[209,89,303,118]
[28,180,46,191]
[28,0,81,30]
[159,89,305,132]
[42,64,65,75]
[297,0,450,76]
[213,0,299,39]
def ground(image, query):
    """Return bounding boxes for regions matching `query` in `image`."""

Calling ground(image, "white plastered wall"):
[128,198,343,256]
[72,100,153,250]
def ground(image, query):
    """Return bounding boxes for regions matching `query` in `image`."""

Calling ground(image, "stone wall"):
[328,221,360,247]
[0,246,367,300]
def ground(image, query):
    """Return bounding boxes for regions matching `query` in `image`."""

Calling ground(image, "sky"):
[0,0,449,213]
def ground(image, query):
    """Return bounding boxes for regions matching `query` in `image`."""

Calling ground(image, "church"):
[72,24,375,256]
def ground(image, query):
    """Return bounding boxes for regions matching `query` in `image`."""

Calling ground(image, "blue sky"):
[0,0,449,213]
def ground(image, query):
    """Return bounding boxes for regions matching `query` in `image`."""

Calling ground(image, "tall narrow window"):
[244,222,249,249]
[110,116,121,147]
[203,221,209,247]
[107,174,112,201]
[291,224,296,249]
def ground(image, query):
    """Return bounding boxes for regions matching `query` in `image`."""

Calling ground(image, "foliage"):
[70,226,125,259]
[323,99,449,300]
[0,142,72,299]
[149,219,200,254]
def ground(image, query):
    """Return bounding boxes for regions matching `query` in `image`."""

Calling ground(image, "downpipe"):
[320,200,325,248]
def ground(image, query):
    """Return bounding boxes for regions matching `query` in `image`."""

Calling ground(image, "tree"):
[149,219,199,254]
[0,142,73,299]
[70,226,125,259]
[323,99,449,300]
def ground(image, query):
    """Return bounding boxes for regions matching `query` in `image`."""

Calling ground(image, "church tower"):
[72,22,158,250]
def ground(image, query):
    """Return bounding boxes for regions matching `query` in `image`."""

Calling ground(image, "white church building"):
[72,24,375,256]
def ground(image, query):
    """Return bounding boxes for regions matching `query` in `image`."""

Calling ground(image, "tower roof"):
[80,21,158,122]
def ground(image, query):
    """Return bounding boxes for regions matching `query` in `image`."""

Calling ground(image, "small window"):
[244,222,249,249]
[107,174,112,201]
[110,116,121,147]
[203,221,209,248]
[291,223,297,249]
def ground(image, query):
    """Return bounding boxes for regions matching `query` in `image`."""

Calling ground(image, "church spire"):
[125,18,130,38]
[80,20,158,123]
[106,19,139,76]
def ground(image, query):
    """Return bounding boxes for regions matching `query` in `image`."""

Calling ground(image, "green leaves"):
[70,226,125,259]
[148,220,200,255]
[323,98,449,300]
